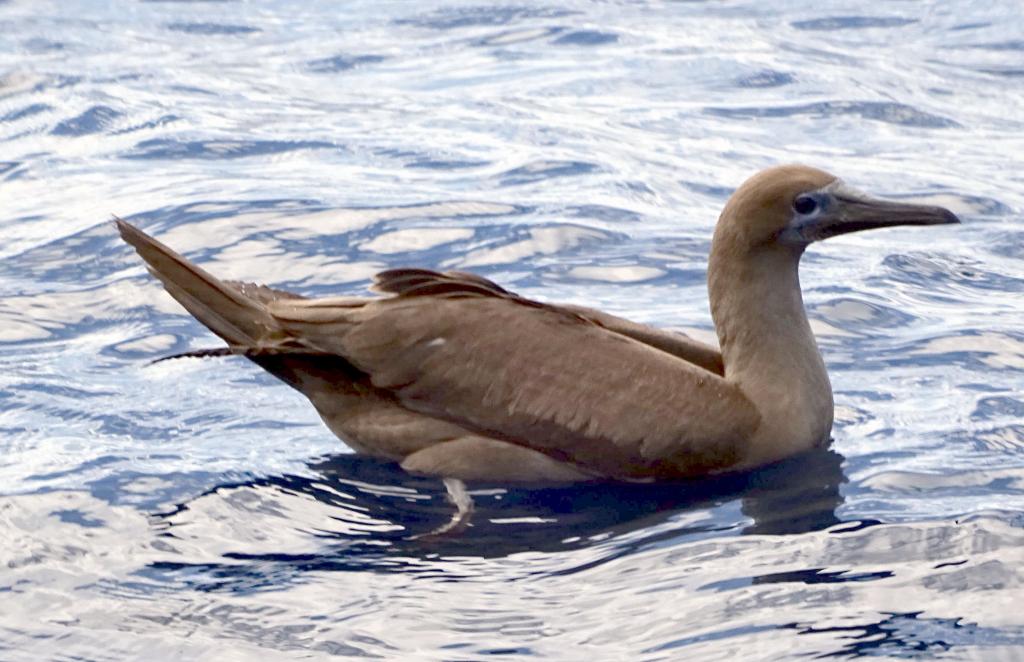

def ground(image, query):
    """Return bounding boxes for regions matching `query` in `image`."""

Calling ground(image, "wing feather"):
[270,295,758,479]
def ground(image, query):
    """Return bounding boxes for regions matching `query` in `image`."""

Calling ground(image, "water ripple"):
[551,30,618,47]
[705,100,962,129]
[396,6,577,30]
[498,159,601,186]
[791,16,918,31]
[125,138,340,160]
[165,22,261,36]
[307,54,387,73]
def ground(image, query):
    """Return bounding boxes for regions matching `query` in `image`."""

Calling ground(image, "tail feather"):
[116,219,277,347]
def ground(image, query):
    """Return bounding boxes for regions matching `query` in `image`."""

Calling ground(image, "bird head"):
[715,165,960,253]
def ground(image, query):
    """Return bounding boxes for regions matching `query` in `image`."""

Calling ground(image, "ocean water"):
[1,0,1023,659]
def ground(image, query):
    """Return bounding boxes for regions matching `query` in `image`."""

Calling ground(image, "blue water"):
[2,1,1023,659]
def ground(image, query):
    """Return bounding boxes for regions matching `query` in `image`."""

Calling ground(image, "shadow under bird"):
[118,165,959,483]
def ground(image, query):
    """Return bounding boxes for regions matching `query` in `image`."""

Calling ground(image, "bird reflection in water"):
[146,447,847,591]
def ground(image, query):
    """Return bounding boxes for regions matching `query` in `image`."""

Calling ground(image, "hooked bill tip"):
[938,207,962,225]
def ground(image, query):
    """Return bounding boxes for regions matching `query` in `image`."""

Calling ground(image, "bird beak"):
[784,182,961,243]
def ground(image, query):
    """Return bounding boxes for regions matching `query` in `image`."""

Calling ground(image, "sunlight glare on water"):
[1,0,1023,659]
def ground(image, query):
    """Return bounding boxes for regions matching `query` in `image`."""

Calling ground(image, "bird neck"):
[708,241,833,458]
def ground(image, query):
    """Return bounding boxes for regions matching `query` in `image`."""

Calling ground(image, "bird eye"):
[793,195,818,215]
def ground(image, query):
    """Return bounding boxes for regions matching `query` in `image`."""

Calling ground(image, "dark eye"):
[793,195,818,215]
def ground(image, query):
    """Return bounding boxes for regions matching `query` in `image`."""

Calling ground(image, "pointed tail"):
[116,219,277,348]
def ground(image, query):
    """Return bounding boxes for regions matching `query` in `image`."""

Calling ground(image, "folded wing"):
[270,279,757,479]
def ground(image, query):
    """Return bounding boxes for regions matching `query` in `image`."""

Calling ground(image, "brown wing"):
[371,268,513,298]
[557,304,724,376]
[375,269,723,374]
[269,285,758,479]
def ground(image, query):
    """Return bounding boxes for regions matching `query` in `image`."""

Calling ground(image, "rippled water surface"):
[2,1,1023,659]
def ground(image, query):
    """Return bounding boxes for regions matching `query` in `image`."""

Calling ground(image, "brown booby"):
[118,165,958,483]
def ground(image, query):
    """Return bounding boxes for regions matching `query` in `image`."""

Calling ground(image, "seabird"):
[118,165,959,483]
